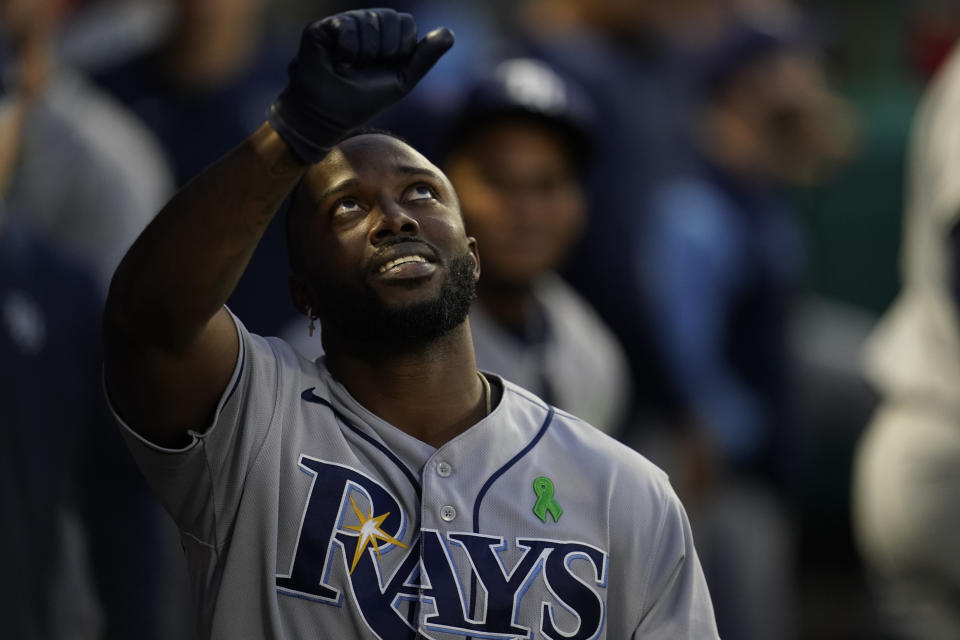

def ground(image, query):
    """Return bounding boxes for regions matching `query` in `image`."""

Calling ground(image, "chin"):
[371,276,446,306]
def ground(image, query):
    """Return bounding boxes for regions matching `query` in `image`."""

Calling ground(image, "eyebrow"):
[394,165,445,182]
[315,166,445,206]
[316,178,360,205]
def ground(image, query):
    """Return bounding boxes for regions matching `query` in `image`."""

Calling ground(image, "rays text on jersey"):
[275,455,608,640]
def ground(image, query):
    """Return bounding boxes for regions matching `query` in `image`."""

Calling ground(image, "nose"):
[370,200,419,244]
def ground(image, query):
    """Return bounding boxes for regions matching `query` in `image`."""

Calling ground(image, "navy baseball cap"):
[701,18,816,97]
[443,58,597,167]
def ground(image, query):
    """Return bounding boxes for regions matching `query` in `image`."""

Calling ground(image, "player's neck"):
[325,323,492,448]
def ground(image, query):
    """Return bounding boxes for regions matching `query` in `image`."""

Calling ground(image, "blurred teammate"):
[94,0,290,335]
[0,0,172,290]
[520,0,708,426]
[440,58,631,432]
[0,31,163,640]
[102,9,718,637]
[638,20,853,640]
[855,41,960,640]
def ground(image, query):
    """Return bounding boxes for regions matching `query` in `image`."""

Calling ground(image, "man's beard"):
[315,252,477,350]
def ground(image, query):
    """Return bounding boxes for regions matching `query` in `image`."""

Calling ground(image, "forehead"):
[304,134,445,192]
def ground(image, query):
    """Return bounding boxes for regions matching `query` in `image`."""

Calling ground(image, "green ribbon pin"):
[532,476,563,523]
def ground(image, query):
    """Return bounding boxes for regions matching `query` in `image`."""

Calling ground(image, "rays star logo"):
[344,494,407,573]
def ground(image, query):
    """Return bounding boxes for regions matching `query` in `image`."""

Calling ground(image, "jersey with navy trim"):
[113,312,718,639]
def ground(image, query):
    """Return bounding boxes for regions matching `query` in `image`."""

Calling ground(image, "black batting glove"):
[268,8,454,164]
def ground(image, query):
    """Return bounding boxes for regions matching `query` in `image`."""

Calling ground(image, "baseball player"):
[102,8,718,639]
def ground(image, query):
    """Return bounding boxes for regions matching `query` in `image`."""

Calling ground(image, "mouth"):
[378,254,428,273]
[370,242,440,280]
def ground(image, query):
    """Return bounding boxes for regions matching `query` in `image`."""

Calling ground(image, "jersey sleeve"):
[109,310,282,547]
[633,485,720,639]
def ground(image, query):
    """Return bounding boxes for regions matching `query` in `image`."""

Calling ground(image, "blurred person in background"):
[518,0,729,430]
[0,0,173,291]
[58,0,175,73]
[0,32,163,640]
[92,0,283,185]
[637,17,853,640]
[854,39,960,640]
[440,58,631,433]
[92,0,293,336]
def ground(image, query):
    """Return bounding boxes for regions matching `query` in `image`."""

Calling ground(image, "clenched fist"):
[268,8,454,163]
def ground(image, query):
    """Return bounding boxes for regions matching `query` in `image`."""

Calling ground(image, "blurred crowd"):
[2,0,959,638]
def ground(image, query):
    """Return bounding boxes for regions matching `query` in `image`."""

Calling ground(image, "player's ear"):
[289,274,316,316]
[467,237,481,281]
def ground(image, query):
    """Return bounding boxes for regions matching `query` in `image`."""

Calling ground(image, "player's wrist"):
[247,122,312,178]
[266,92,346,164]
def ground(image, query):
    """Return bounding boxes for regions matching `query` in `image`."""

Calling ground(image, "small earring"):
[306,306,316,337]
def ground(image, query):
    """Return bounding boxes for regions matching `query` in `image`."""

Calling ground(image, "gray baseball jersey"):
[113,312,718,639]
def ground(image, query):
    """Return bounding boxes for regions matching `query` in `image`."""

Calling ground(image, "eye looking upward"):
[331,197,363,217]
[403,183,438,203]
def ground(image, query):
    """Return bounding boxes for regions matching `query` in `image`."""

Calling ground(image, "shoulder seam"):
[245,335,288,481]
[181,529,219,552]
[636,487,671,630]
[211,332,284,549]
[199,323,249,550]
[189,446,222,555]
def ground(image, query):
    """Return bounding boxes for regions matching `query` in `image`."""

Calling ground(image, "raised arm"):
[103,9,453,446]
